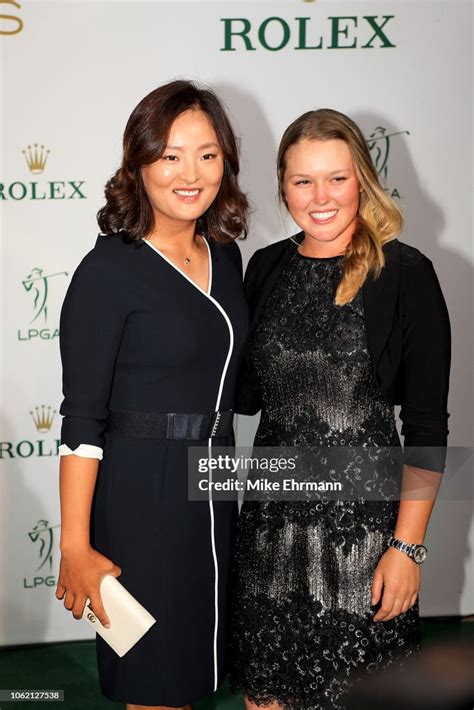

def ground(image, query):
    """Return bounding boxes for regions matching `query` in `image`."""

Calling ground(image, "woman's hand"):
[371,546,420,622]
[55,544,122,627]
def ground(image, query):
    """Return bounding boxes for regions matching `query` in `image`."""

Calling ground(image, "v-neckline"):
[144,235,213,296]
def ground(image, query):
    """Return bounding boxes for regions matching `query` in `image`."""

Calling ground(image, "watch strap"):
[388,536,427,563]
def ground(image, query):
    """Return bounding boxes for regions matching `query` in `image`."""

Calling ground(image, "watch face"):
[414,546,427,564]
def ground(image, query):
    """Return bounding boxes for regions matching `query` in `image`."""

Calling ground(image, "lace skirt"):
[228,499,420,710]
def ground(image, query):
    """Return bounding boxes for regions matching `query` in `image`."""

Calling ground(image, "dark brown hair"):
[277,108,403,305]
[97,80,249,243]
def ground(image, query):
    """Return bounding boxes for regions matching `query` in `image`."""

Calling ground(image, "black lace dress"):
[229,251,420,710]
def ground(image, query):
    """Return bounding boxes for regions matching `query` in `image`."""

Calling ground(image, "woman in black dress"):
[55,80,249,709]
[230,109,450,709]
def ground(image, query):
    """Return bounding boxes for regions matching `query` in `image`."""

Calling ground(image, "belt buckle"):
[166,413,189,439]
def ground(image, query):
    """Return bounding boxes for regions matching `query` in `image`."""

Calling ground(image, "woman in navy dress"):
[55,80,249,709]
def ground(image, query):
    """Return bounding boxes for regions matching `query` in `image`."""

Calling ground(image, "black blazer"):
[236,233,451,473]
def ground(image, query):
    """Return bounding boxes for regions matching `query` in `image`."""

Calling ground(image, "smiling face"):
[282,138,361,253]
[141,109,224,232]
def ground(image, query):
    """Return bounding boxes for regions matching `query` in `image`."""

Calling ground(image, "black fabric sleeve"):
[243,247,265,312]
[59,249,128,450]
[234,249,265,416]
[226,239,244,278]
[399,255,451,472]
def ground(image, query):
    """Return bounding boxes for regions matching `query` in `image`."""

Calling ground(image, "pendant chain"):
[148,233,202,266]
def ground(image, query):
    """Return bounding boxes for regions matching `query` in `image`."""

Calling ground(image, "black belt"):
[107,409,234,440]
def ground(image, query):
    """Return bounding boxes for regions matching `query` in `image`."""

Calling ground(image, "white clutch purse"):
[82,574,156,657]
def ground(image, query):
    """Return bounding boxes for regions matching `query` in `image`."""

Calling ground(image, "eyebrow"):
[165,142,220,151]
[289,168,352,178]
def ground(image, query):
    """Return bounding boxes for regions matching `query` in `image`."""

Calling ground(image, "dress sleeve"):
[58,443,104,460]
[398,255,451,472]
[235,249,264,416]
[59,249,128,456]
[226,239,244,278]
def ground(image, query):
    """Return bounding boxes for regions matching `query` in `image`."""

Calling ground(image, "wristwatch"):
[388,536,428,564]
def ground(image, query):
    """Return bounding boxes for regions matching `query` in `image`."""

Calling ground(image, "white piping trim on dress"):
[144,237,233,691]
[144,235,212,296]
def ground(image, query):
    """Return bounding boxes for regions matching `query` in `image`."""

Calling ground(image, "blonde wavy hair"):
[277,109,403,305]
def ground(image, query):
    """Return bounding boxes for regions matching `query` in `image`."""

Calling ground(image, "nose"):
[312,182,330,206]
[179,157,199,184]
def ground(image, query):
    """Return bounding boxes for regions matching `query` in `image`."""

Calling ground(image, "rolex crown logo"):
[30,405,56,433]
[22,144,50,174]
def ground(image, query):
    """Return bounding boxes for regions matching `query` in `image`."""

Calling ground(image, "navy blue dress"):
[59,233,248,706]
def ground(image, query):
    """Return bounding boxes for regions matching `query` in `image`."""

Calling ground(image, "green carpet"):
[0,619,472,710]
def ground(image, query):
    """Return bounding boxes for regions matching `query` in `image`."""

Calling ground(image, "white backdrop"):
[0,0,472,646]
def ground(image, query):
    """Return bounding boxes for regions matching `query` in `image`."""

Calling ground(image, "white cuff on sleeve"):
[59,443,103,460]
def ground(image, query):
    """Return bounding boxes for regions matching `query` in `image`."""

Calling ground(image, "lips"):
[309,209,338,224]
[174,189,201,196]
[173,188,202,203]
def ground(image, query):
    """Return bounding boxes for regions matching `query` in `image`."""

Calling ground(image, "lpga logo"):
[18,267,68,341]
[367,126,410,199]
[22,268,68,323]
[29,519,57,572]
[24,519,61,589]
